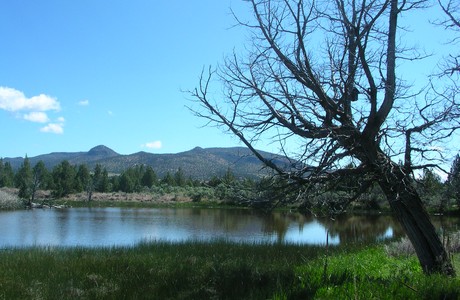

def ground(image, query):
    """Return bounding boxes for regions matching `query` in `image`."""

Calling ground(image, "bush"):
[385,237,416,257]
[385,231,460,257]
[0,189,23,210]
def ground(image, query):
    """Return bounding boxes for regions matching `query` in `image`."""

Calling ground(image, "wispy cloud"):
[44,117,65,134]
[0,86,60,112]
[141,141,162,150]
[78,99,89,106]
[40,122,64,134]
[23,112,49,123]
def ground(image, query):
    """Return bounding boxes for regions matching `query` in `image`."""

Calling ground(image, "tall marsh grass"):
[0,241,313,299]
[0,241,459,299]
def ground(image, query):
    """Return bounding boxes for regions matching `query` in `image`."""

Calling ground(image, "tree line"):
[0,158,209,204]
[0,157,270,205]
[1,155,460,213]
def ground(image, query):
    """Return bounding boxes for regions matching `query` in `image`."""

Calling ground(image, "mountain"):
[2,145,291,180]
[87,145,119,158]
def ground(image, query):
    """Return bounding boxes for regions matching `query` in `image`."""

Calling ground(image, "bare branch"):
[189,1,458,274]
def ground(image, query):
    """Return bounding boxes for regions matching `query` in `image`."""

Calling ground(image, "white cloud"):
[0,86,60,112]
[23,112,49,123]
[78,99,89,106]
[142,141,162,149]
[40,123,64,134]
[0,87,66,134]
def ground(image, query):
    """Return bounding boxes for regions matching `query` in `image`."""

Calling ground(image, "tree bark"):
[376,159,455,276]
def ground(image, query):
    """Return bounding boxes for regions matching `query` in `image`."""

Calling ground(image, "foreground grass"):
[0,241,459,299]
[0,241,307,299]
[297,246,460,299]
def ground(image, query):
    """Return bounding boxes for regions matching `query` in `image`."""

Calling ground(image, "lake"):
[0,207,457,248]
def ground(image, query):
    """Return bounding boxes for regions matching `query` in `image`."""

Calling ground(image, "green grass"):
[296,246,460,299]
[0,242,458,299]
[0,241,311,299]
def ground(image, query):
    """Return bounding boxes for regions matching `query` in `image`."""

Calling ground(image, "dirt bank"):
[0,188,193,205]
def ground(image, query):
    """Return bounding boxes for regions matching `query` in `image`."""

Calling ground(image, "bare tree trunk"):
[190,0,460,276]
[376,159,455,276]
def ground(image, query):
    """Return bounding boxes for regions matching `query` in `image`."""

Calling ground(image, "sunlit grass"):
[296,246,460,299]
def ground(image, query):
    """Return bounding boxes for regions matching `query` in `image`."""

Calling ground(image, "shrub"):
[0,189,23,210]
[385,231,460,257]
[385,237,416,257]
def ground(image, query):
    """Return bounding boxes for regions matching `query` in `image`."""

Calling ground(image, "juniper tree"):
[191,0,459,275]
[16,156,32,204]
[52,160,76,198]
[447,154,460,209]
[31,161,48,203]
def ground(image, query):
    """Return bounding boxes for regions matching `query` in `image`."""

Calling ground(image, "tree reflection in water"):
[0,208,458,247]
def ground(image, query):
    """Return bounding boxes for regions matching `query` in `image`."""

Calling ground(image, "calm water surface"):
[0,207,455,248]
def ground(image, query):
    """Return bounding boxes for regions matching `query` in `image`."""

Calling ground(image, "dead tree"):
[437,0,460,75]
[191,0,459,275]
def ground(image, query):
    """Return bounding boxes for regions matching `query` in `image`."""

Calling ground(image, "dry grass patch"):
[0,188,23,209]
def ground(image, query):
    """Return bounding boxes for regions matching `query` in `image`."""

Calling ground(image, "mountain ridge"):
[2,145,288,180]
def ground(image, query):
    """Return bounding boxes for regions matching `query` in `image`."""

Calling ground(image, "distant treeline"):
[0,157,269,205]
[1,155,460,212]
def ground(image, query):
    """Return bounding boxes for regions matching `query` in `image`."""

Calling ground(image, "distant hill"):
[2,145,291,180]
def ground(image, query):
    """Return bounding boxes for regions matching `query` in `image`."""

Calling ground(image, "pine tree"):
[174,168,186,187]
[161,172,175,186]
[0,159,5,188]
[31,161,49,203]
[52,160,76,198]
[93,164,110,193]
[93,164,103,192]
[447,154,460,210]
[418,168,444,210]
[119,172,135,193]
[75,164,91,193]
[141,166,157,188]
[0,159,3,188]
[222,168,236,184]
[16,156,33,203]
[0,161,15,187]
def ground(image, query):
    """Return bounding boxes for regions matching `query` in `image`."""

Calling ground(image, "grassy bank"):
[0,241,458,299]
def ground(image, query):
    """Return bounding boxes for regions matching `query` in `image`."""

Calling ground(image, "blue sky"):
[0,0,249,157]
[0,1,456,159]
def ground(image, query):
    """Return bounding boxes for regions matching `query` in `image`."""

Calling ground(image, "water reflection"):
[318,214,405,244]
[1,208,454,248]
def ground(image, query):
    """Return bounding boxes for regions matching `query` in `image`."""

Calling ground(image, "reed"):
[0,241,458,299]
